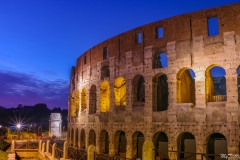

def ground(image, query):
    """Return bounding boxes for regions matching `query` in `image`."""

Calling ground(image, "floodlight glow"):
[16,124,21,129]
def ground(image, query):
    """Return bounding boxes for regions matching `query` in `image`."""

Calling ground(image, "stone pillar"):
[167,74,177,111]
[108,133,115,156]
[42,142,45,153]
[60,141,69,160]
[109,82,115,113]
[38,140,42,151]
[126,134,133,159]
[88,145,96,160]
[11,140,15,152]
[144,46,153,73]
[95,131,100,153]
[52,143,57,158]
[168,129,178,160]
[125,79,132,122]
[109,57,116,81]
[96,84,101,114]
[144,75,153,124]
[73,128,76,147]
[194,68,206,108]
[46,140,50,153]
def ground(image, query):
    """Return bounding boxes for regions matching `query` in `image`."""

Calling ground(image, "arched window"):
[100,130,109,154]
[88,129,96,145]
[80,129,86,149]
[100,81,110,112]
[101,66,110,79]
[178,132,196,159]
[70,93,75,116]
[132,131,144,159]
[81,88,87,111]
[207,133,227,159]
[75,90,80,113]
[89,85,97,114]
[153,52,168,69]
[153,132,168,159]
[133,75,145,105]
[153,74,168,111]
[205,65,226,102]
[114,130,126,157]
[114,77,126,107]
[177,68,196,105]
[237,67,240,102]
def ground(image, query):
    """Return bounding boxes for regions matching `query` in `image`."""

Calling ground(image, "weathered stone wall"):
[68,3,240,160]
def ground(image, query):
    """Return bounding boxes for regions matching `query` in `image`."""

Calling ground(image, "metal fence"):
[55,147,64,159]
[68,146,87,160]
[49,144,52,154]
[15,140,38,149]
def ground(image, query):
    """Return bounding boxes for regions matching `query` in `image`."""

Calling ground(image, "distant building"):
[49,113,62,138]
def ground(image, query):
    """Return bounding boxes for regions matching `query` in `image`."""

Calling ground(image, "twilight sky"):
[0,0,239,109]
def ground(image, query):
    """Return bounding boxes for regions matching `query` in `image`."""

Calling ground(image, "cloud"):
[0,70,69,109]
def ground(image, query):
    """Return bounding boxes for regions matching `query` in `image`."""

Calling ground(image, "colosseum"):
[68,3,240,160]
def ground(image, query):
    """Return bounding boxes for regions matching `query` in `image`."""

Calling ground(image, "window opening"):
[103,47,108,60]
[157,27,163,38]
[208,17,219,36]
[136,32,142,44]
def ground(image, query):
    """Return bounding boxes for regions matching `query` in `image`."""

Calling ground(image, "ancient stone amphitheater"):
[68,3,240,160]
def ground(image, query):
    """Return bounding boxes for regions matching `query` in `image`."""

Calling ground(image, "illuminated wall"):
[177,68,195,104]
[75,90,80,113]
[81,88,87,111]
[114,77,126,107]
[70,93,75,116]
[100,81,110,112]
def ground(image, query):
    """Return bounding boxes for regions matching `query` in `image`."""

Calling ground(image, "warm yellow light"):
[100,81,110,112]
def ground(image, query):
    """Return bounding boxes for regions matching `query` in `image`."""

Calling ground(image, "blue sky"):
[0,0,239,109]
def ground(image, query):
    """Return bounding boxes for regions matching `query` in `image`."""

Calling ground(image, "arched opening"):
[80,129,86,149]
[71,128,74,146]
[207,133,227,160]
[153,52,168,69]
[75,90,80,113]
[132,131,144,159]
[114,130,127,158]
[101,66,110,79]
[114,77,126,107]
[75,128,79,148]
[237,67,240,102]
[152,132,168,159]
[133,75,145,106]
[70,93,75,116]
[100,130,109,154]
[177,68,195,105]
[100,81,110,112]
[81,88,87,111]
[88,129,96,146]
[177,132,196,160]
[89,85,97,114]
[153,74,168,111]
[206,65,226,102]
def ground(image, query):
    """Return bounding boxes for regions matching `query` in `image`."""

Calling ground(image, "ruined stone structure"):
[68,3,240,160]
[49,113,62,138]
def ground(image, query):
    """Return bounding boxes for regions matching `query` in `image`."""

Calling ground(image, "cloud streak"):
[0,70,68,109]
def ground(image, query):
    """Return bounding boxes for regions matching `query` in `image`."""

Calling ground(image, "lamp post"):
[16,124,21,139]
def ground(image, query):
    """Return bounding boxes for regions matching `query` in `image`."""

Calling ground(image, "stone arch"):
[133,75,145,105]
[70,93,75,116]
[177,68,196,105]
[99,130,109,154]
[114,77,126,107]
[100,81,110,112]
[207,133,227,160]
[114,130,127,157]
[205,65,226,102]
[75,90,80,113]
[75,128,79,147]
[81,88,87,111]
[153,74,168,111]
[142,140,155,160]
[152,132,168,159]
[101,65,110,79]
[88,129,96,146]
[153,52,168,69]
[71,128,74,146]
[80,129,86,149]
[89,85,97,114]
[177,132,196,160]
[132,131,145,159]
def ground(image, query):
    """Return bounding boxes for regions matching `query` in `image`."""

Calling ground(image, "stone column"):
[11,140,15,152]
[168,128,178,160]
[42,142,45,153]
[52,143,57,158]
[194,68,206,108]
[95,131,100,153]
[108,133,115,156]
[46,140,50,153]
[38,140,42,151]
[144,75,153,123]
[109,82,115,113]
[126,133,133,159]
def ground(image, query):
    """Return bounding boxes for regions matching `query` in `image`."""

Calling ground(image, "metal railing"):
[15,140,38,149]
[169,150,222,160]
[55,147,63,159]
[68,146,87,160]
[212,95,227,102]
[49,144,52,154]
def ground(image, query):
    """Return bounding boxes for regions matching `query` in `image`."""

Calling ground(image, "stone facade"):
[68,3,240,160]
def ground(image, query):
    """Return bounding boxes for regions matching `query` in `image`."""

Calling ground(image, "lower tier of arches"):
[67,123,238,160]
